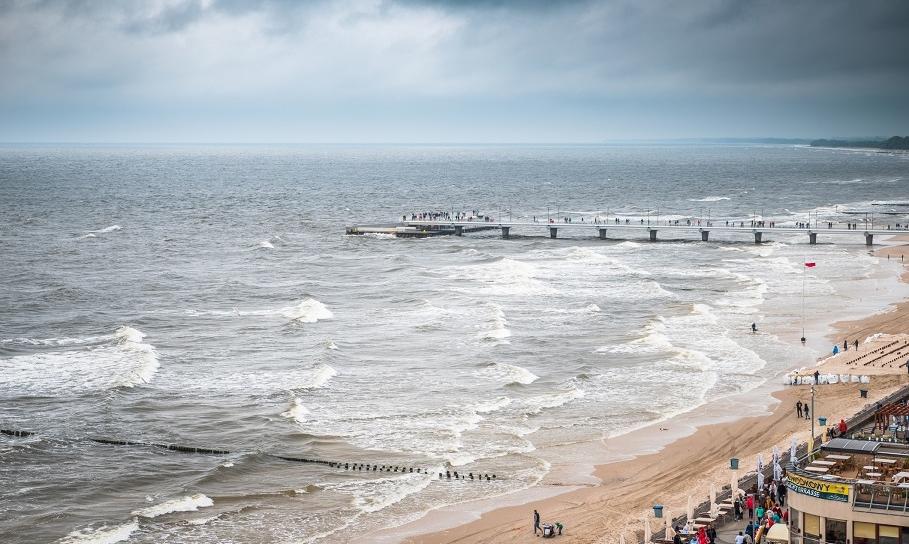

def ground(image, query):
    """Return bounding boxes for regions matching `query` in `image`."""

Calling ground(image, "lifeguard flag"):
[805,262,816,268]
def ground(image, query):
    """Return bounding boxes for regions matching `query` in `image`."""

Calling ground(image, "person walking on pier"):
[796,400,803,418]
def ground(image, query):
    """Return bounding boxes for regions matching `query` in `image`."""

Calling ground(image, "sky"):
[1,0,908,143]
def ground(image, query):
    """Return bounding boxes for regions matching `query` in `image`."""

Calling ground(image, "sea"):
[2,143,909,543]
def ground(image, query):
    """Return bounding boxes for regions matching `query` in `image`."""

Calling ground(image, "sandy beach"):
[385,238,909,544]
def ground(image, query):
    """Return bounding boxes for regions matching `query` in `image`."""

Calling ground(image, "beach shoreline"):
[367,237,909,544]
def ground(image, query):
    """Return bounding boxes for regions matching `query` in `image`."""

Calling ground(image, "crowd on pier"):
[401,210,909,231]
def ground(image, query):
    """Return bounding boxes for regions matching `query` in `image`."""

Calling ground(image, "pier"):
[347,219,904,245]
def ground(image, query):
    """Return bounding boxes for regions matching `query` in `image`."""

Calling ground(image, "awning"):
[766,524,789,543]
[821,438,881,454]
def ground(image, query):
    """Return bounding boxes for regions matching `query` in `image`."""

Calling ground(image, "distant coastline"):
[810,136,909,150]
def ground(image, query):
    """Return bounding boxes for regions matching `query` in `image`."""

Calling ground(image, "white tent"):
[644,515,652,544]
[687,495,694,521]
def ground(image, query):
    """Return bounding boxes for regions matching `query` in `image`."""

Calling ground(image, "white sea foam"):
[282,298,334,323]
[475,396,513,413]
[281,398,310,423]
[689,196,731,202]
[615,241,642,249]
[478,304,512,343]
[80,225,122,238]
[259,240,275,249]
[521,386,586,414]
[0,326,159,394]
[304,364,337,388]
[57,518,138,544]
[132,494,213,518]
[326,340,339,350]
[476,362,539,384]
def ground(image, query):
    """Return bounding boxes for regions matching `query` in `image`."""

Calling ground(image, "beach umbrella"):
[731,470,739,499]
[665,509,673,540]
[644,515,652,544]
[620,533,626,544]
[709,484,717,516]
[790,436,798,464]
[687,495,694,521]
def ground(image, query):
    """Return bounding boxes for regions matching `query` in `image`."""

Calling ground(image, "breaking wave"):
[0,326,160,394]
[688,196,731,202]
[281,398,310,423]
[132,494,213,518]
[475,362,539,385]
[282,298,334,323]
[57,518,138,544]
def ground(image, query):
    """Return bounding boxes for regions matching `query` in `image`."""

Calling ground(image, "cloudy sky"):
[1,0,908,142]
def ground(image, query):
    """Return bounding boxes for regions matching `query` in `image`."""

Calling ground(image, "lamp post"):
[811,383,816,454]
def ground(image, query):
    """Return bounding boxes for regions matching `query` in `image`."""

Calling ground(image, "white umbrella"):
[665,509,673,540]
[790,436,798,464]
[644,515,652,544]
[709,484,717,516]
[687,495,694,521]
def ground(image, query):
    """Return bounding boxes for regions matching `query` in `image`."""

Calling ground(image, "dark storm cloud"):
[0,0,907,141]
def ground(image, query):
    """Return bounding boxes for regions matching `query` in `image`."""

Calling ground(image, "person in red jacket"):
[746,494,755,520]
[838,419,848,434]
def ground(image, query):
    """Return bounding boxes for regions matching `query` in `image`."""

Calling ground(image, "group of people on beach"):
[532,509,564,538]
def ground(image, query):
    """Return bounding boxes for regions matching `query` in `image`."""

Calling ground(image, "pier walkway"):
[347,219,905,245]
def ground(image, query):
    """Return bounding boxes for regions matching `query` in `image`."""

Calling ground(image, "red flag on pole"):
[805,262,816,268]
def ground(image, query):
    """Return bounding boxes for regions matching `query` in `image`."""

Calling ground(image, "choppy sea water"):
[2,144,909,543]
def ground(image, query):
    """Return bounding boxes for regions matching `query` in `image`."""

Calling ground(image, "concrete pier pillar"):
[549,227,558,239]
[649,229,657,242]
[501,226,510,239]
[598,228,607,240]
[454,225,463,236]
[754,231,763,244]
[700,229,709,242]
[865,232,873,246]
[809,232,817,245]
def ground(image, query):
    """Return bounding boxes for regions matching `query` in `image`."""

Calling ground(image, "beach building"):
[787,437,909,544]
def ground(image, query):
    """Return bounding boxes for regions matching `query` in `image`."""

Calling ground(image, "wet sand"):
[383,238,909,544]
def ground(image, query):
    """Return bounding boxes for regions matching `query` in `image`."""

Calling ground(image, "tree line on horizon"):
[810,136,909,150]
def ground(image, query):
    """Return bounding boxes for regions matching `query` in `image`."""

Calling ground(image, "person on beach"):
[804,405,810,420]
[533,509,541,535]
[844,339,849,351]
[854,339,859,350]
[735,532,745,544]
[796,401,803,418]
[746,494,754,519]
